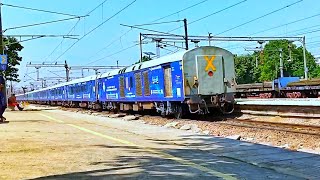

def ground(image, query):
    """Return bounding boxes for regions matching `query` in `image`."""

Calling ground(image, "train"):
[17,46,237,118]
[236,77,320,98]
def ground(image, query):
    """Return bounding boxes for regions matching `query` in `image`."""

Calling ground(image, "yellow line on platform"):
[39,113,236,180]
[39,113,64,123]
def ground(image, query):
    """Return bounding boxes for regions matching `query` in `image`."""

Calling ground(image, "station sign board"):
[0,55,8,71]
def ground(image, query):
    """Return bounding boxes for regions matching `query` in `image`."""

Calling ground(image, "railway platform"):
[235,98,320,117]
[1,107,320,179]
[236,98,320,106]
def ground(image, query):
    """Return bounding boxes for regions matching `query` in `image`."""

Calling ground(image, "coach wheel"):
[95,103,102,112]
[219,101,234,115]
[174,105,183,119]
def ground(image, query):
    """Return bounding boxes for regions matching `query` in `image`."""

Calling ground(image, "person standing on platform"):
[0,82,6,122]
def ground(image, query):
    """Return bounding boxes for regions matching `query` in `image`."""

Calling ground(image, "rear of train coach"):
[182,46,236,114]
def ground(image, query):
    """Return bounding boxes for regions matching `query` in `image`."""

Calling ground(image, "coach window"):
[129,76,133,88]
[81,85,84,92]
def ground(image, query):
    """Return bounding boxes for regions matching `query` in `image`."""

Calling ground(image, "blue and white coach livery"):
[17,46,236,117]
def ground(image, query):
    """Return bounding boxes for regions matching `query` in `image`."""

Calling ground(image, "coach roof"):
[99,50,187,79]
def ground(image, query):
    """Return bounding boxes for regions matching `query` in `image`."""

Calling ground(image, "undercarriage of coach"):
[186,94,235,115]
[153,93,235,119]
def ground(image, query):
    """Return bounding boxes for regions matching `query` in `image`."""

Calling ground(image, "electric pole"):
[184,19,188,50]
[302,36,308,79]
[0,1,7,103]
[65,60,70,82]
[35,67,41,81]
[154,38,162,58]
[279,48,284,78]
[208,33,212,46]
[139,33,143,63]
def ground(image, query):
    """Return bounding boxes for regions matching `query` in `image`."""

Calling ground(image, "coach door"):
[119,76,125,98]
[196,55,224,94]
[163,66,173,97]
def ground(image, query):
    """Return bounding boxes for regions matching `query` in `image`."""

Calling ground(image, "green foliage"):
[2,37,23,82]
[135,55,152,64]
[234,40,319,84]
[234,54,259,84]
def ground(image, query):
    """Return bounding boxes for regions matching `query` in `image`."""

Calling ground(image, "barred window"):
[143,71,150,96]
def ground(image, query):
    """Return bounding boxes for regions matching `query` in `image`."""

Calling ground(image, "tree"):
[234,54,260,84]
[2,37,23,82]
[259,40,318,81]
[234,40,319,84]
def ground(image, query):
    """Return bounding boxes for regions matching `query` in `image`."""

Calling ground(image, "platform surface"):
[0,108,319,179]
[236,98,320,106]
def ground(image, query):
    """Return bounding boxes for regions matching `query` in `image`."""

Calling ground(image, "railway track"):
[55,106,320,136]
[220,119,320,136]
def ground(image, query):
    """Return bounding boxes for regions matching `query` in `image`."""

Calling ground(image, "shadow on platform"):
[29,134,319,179]
[0,121,9,124]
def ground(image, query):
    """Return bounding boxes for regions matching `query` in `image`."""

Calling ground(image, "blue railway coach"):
[17,46,236,117]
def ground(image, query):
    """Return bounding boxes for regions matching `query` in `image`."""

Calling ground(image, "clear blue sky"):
[2,0,320,88]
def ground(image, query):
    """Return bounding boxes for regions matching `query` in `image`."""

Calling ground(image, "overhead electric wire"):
[1,3,81,17]
[215,17,320,49]
[213,0,316,51]
[87,43,139,64]
[43,1,111,63]
[163,48,181,56]
[132,20,183,27]
[81,0,137,41]
[224,29,320,50]
[86,29,132,62]
[47,70,64,78]
[54,0,137,61]
[41,0,109,64]
[86,0,109,15]
[88,0,247,65]
[215,0,303,35]
[84,0,213,65]
[291,28,320,36]
[216,11,320,48]
[120,24,183,37]
[224,26,320,51]
[280,24,320,36]
[249,12,320,36]
[152,0,209,22]
[4,16,81,32]
[169,0,248,32]
[45,19,81,63]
